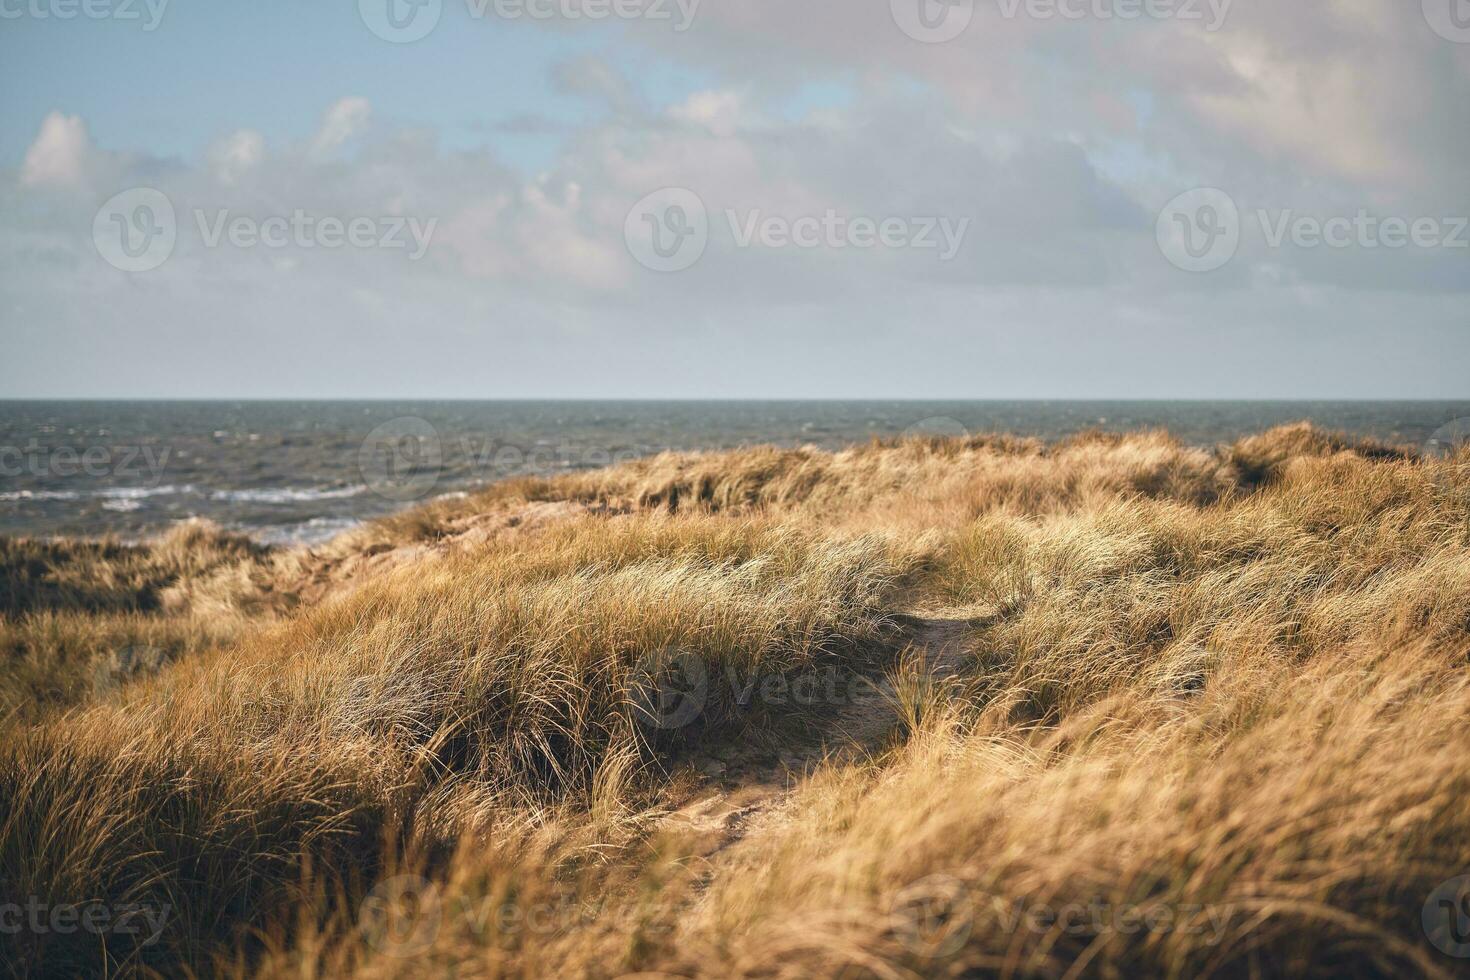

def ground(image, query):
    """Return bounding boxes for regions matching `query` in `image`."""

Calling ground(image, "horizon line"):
[3,396,1470,404]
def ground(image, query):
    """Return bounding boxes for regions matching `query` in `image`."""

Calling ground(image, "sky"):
[0,0,1467,399]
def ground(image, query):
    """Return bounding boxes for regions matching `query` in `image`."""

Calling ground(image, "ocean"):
[2,400,1467,544]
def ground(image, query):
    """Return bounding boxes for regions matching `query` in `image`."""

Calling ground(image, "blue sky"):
[0,0,761,172]
[1,0,1467,398]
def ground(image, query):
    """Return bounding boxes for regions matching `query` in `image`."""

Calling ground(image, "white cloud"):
[1131,5,1465,190]
[207,130,265,185]
[309,97,372,160]
[632,0,1468,204]
[20,112,93,189]
[669,90,747,137]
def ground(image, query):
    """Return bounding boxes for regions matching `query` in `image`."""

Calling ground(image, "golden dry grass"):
[1,424,1467,978]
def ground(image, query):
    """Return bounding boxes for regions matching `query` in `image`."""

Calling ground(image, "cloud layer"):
[2,1,1467,397]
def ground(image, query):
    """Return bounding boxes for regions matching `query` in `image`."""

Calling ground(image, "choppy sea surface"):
[2,401,1467,544]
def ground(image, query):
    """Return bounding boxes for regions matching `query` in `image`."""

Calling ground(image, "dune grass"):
[1,424,1467,978]
[1,515,913,975]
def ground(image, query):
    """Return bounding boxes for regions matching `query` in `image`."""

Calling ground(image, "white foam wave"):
[210,485,366,504]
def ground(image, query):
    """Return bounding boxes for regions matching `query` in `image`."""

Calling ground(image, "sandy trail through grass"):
[664,606,986,860]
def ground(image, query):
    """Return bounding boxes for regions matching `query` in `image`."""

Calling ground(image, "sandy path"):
[661,608,983,858]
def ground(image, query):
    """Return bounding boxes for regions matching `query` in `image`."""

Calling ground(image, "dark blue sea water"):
[2,401,1467,544]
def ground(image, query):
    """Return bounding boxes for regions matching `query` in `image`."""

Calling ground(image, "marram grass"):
[2,424,1468,978]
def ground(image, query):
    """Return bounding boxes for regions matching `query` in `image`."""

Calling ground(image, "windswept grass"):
[0,521,277,720]
[1,515,913,975]
[1,424,1467,978]
[0,520,272,618]
[660,444,1470,979]
[668,637,1469,979]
